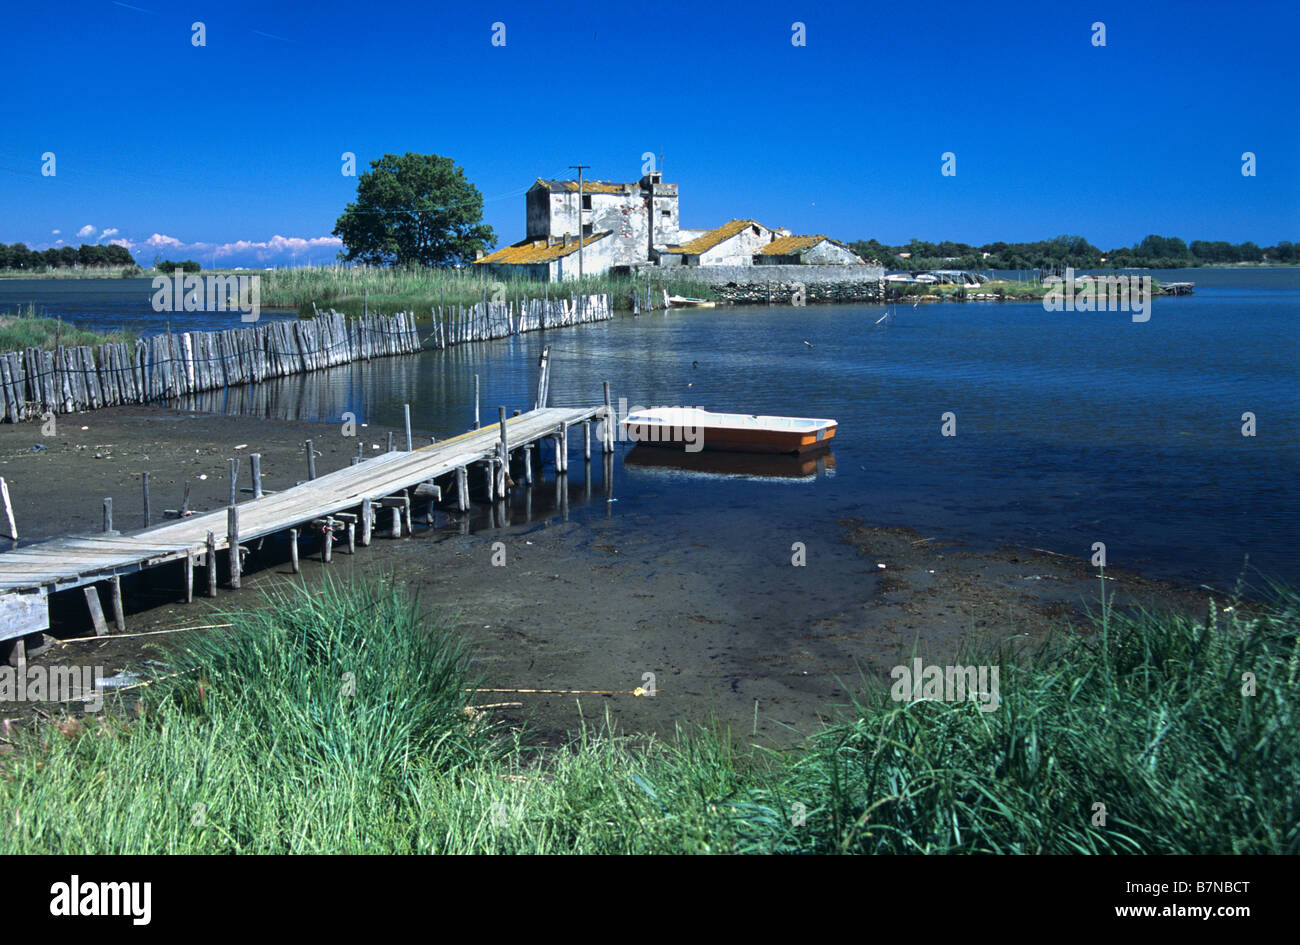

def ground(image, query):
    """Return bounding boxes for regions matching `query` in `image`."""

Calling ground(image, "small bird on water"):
[803,340,814,348]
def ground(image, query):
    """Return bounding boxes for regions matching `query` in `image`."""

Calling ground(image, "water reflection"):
[624,444,836,481]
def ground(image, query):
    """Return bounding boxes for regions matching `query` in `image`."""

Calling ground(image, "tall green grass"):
[2,578,1295,854]
[0,303,135,350]
[257,265,715,318]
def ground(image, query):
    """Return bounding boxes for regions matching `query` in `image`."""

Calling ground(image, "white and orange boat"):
[621,407,837,455]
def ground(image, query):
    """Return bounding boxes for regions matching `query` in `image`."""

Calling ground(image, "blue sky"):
[1,0,1295,267]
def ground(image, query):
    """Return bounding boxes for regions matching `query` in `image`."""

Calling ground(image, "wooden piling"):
[404,403,412,451]
[206,531,217,596]
[251,453,263,498]
[603,381,614,452]
[474,374,480,429]
[456,466,468,511]
[289,527,300,573]
[227,505,240,589]
[306,440,316,480]
[142,471,151,527]
[110,575,125,632]
[0,477,16,546]
[103,497,114,535]
[360,498,372,546]
[228,458,238,507]
[184,550,194,603]
[84,585,109,636]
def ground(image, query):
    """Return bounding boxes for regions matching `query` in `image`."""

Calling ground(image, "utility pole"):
[569,163,589,308]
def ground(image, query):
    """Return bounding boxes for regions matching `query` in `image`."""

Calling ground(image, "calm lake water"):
[5,269,1297,590]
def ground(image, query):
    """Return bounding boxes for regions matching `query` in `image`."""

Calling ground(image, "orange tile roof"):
[665,219,764,255]
[474,231,612,265]
[535,179,629,194]
[760,234,828,255]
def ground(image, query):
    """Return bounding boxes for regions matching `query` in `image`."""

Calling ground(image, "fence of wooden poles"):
[425,292,613,347]
[0,294,613,422]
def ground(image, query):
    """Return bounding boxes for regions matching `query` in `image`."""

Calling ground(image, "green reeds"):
[0,303,135,350]
[2,579,1294,854]
[253,265,715,318]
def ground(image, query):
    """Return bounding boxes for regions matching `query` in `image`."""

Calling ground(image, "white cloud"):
[99,227,120,241]
[51,229,61,235]
[76,224,97,239]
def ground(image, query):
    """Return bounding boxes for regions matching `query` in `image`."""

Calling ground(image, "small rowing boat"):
[667,296,716,308]
[621,407,837,455]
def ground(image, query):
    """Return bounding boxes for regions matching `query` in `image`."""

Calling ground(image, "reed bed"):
[0,303,134,350]
[259,265,715,318]
[1,578,1294,854]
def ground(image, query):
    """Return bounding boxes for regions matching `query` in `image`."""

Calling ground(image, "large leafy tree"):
[333,153,495,267]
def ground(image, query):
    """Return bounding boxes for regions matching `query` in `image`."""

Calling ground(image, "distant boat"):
[667,295,716,308]
[622,407,837,454]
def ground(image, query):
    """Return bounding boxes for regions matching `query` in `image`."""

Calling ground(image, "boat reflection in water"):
[623,444,835,482]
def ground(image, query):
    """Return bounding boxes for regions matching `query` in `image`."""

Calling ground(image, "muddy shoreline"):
[0,405,1219,747]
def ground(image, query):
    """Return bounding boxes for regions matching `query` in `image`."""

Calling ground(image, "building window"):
[582,224,593,237]
[661,209,671,218]
[582,195,592,210]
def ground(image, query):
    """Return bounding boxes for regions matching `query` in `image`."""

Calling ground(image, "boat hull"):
[621,408,837,455]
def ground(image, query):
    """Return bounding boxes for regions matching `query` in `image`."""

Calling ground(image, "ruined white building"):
[475,170,864,281]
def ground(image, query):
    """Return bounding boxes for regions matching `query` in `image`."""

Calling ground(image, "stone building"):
[475,169,865,280]
[755,235,866,266]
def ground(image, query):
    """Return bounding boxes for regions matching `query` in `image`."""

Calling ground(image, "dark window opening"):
[582,195,592,210]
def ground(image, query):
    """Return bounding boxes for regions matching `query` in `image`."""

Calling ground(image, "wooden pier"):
[0,397,615,646]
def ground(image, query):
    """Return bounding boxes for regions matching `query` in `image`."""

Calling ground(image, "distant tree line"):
[0,242,137,271]
[153,258,202,273]
[849,235,1299,271]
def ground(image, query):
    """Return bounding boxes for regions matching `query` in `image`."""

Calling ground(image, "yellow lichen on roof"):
[537,179,628,194]
[474,232,611,265]
[665,219,761,255]
[760,234,827,255]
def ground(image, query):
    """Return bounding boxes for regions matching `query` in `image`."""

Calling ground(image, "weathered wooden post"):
[228,458,238,507]
[603,381,614,453]
[498,407,508,494]
[0,477,17,548]
[404,403,413,451]
[142,472,151,527]
[474,374,480,429]
[305,440,316,480]
[206,530,218,597]
[184,549,194,603]
[250,453,263,498]
[456,466,468,511]
[360,498,373,546]
[584,421,591,462]
[110,576,125,632]
[523,445,533,486]
[103,497,114,534]
[289,527,300,573]
[227,505,240,589]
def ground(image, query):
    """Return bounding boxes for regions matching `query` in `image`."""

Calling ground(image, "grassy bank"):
[255,265,716,318]
[1,577,1295,854]
[0,303,135,349]
[0,267,142,280]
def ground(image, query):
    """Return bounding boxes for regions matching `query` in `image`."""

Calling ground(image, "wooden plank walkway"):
[0,404,613,640]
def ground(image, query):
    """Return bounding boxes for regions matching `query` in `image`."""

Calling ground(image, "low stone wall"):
[712,279,886,304]
[635,263,885,304]
[647,263,884,285]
